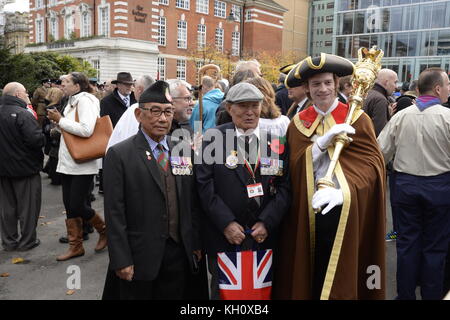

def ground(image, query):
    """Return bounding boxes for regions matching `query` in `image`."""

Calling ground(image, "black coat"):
[275,85,293,115]
[363,83,391,136]
[0,95,44,177]
[100,89,137,127]
[195,122,291,254]
[103,130,200,281]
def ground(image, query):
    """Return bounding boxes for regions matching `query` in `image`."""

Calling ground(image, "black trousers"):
[0,174,41,250]
[117,238,189,300]
[61,174,95,220]
[312,205,342,300]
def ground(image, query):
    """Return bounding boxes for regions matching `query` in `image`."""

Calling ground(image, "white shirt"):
[378,103,450,176]
[311,98,340,188]
[117,91,131,107]
[259,115,290,137]
[106,103,139,151]
[296,97,309,114]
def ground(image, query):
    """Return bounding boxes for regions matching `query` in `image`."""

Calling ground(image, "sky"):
[3,0,29,12]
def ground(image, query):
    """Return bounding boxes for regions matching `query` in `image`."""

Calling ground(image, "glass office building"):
[333,0,450,82]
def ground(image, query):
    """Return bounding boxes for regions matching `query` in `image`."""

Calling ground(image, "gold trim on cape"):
[293,112,323,138]
[305,145,316,277]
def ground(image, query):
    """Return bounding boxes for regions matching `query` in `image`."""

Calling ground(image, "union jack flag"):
[217,249,273,300]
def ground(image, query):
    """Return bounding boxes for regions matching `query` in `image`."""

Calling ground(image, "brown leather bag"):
[61,107,113,163]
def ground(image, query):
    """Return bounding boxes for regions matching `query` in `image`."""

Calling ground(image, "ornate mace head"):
[351,46,384,96]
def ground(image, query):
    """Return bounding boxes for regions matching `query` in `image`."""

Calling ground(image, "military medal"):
[225,150,239,169]
[146,151,152,161]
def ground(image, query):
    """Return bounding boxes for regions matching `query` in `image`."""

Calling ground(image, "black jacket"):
[100,89,137,127]
[103,130,200,281]
[363,83,391,136]
[194,122,291,254]
[0,95,44,177]
[275,85,293,115]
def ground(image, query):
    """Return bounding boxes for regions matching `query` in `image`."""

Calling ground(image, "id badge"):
[247,183,264,198]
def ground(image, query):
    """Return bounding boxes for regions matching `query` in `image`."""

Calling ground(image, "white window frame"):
[177,59,186,81]
[159,0,169,5]
[232,31,240,56]
[98,4,110,37]
[231,4,241,22]
[36,0,44,9]
[197,23,206,49]
[196,0,209,14]
[176,0,190,10]
[81,11,91,38]
[158,57,166,80]
[214,0,226,18]
[215,27,224,52]
[64,13,75,39]
[35,17,44,43]
[48,14,58,40]
[177,20,187,49]
[158,16,166,46]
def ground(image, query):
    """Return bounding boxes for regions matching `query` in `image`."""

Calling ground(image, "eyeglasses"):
[140,106,175,117]
[172,96,194,103]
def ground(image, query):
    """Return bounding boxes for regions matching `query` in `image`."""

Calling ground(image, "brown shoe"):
[57,218,85,261]
[89,212,107,252]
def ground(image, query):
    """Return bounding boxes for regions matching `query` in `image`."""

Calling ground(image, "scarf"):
[415,95,441,112]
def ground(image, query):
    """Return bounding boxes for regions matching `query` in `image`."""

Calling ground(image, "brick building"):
[25,0,286,84]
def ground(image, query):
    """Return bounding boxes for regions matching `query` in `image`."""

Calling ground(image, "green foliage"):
[0,43,97,93]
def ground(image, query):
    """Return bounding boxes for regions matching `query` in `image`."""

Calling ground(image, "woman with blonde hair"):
[246,77,290,136]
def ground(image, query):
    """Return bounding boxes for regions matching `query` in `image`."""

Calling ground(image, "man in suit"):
[102,81,200,300]
[195,82,291,299]
[100,72,137,127]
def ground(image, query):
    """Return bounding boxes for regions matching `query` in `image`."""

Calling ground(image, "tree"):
[0,42,97,93]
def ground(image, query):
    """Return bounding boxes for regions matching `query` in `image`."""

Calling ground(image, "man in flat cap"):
[102,80,201,299]
[273,53,386,300]
[195,82,291,299]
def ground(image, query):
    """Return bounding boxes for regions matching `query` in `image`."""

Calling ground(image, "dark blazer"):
[103,130,199,281]
[100,89,137,127]
[195,122,291,254]
[275,85,293,115]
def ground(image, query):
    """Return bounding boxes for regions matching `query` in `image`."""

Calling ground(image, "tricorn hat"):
[139,80,173,104]
[285,53,354,88]
[279,63,296,75]
[111,72,134,85]
[41,78,52,84]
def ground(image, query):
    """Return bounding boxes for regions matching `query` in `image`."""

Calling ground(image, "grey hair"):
[235,59,261,73]
[166,79,192,96]
[409,80,418,92]
[136,75,155,91]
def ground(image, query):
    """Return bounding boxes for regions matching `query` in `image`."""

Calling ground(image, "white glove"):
[316,123,355,151]
[312,187,344,215]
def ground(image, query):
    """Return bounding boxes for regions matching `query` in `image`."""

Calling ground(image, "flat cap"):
[225,82,264,104]
[286,53,354,88]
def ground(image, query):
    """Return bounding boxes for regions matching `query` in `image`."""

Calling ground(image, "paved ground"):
[0,172,398,300]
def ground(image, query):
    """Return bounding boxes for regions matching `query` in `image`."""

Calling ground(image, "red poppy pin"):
[270,136,286,155]
[302,120,312,128]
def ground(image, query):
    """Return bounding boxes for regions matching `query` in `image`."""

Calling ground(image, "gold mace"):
[315,46,384,195]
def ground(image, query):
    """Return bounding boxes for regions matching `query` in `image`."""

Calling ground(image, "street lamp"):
[226,1,246,59]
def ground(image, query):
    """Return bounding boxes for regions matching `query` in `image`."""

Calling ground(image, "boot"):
[57,218,85,261]
[89,212,107,252]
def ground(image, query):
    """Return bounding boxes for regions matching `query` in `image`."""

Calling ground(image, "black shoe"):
[90,193,96,202]
[3,245,18,252]
[59,234,89,243]
[18,239,40,251]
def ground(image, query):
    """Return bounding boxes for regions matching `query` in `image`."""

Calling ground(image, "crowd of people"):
[0,55,449,300]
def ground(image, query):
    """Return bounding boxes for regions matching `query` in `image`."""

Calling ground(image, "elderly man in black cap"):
[102,80,200,300]
[195,82,291,299]
[273,53,386,300]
